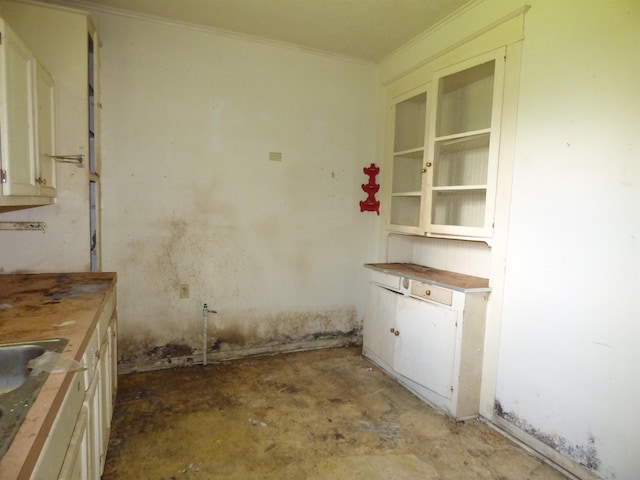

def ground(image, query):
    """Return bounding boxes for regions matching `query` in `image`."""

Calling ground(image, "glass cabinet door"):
[384,47,505,240]
[388,85,430,233]
[427,48,505,238]
[427,49,504,237]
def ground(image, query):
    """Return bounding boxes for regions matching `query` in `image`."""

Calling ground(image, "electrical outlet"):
[179,284,189,298]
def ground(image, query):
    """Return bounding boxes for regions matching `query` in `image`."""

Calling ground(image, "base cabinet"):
[30,291,117,479]
[363,269,488,420]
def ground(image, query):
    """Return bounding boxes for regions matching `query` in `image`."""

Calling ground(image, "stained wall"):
[380,0,640,478]
[494,1,640,479]
[91,11,380,362]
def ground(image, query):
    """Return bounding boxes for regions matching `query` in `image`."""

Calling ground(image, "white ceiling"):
[57,0,472,62]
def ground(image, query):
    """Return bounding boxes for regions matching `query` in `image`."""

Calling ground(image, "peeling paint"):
[494,400,601,472]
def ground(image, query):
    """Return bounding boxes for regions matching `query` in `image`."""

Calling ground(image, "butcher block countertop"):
[0,272,116,479]
[365,263,490,292]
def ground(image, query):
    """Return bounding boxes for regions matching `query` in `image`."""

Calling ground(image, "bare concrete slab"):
[103,346,566,479]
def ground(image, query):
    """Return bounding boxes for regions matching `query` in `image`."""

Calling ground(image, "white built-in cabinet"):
[387,48,505,241]
[0,17,56,206]
[31,291,117,480]
[363,265,489,420]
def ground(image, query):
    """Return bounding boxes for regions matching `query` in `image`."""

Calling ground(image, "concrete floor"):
[102,346,566,479]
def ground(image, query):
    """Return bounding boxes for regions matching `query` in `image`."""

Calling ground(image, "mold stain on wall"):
[117,306,361,370]
[494,400,600,472]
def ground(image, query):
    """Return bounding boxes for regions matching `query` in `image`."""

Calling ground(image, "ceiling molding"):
[38,0,380,65]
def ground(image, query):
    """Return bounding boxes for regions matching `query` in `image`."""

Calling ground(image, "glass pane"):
[394,92,427,152]
[392,150,424,193]
[90,181,98,272]
[437,61,495,137]
[390,196,421,227]
[431,190,486,227]
[433,133,489,187]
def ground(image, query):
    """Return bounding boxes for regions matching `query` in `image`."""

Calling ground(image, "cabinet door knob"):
[421,168,427,173]
[390,328,395,334]
[425,289,431,296]
[394,330,400,336]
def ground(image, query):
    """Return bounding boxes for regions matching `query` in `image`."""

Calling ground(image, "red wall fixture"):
[359,163,380,215]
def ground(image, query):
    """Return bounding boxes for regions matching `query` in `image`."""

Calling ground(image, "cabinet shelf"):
[391,191,422,196]
[432,185,487,192]
[434,128,491,144]
[393,146,424,156]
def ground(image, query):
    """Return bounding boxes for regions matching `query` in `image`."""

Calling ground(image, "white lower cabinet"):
[31,297,117,479]
[364,270,488,420]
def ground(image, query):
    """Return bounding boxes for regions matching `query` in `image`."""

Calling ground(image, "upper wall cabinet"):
[385,48,505,241]
[0,17,56,207]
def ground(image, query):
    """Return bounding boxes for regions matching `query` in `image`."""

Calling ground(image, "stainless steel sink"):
[0,345,47,394]
[0,338,68,458]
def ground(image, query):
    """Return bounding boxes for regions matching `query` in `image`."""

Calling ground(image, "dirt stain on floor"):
[103,347,567,480]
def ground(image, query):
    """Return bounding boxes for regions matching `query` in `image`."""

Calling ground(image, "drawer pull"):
[394,330,400,336]
[425,289,431,296]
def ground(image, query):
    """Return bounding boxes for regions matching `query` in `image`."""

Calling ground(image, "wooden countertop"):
[365,263,490,292]
[0,272,116,479]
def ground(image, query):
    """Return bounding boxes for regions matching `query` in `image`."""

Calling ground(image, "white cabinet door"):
[426,48,505,239]
[85,364,102,480]
[394,295,458,399]
[34,61,55,196]
[98,329,111,469]
[386,84,431,235]
[364,283,399,368]
[58,406,89,480]
[0,19,37,196]
[109,312,118,407]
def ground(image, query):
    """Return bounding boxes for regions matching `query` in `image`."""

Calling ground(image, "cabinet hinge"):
[1,169,6,184]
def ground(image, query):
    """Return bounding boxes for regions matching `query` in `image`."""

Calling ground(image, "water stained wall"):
[95,10,380,371]
[118,306,361,370]
[494,400,600,473]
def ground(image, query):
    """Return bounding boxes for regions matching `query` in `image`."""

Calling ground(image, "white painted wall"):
[381,1,640,478]
[495,1,640,479]
[0,1,91,273]
[3,0,637,477]
[91,11,380,359]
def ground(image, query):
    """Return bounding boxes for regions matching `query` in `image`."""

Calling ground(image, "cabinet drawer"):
[370,270,400,291]
[410,281,452,306]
